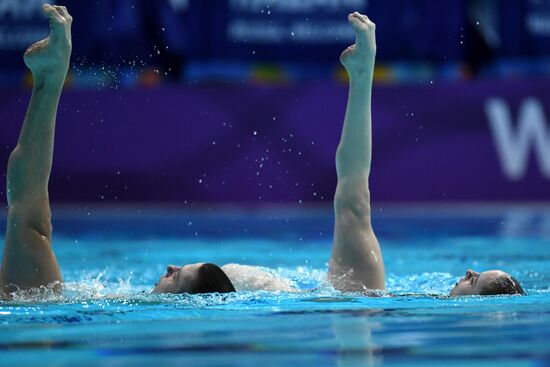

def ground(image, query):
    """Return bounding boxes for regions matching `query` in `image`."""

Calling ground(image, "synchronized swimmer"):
[0,5,524,299]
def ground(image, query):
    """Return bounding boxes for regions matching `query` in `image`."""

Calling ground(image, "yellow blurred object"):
[249,64,288,85]
[373,64,394,84]
[334,66,348,84]
[334,64,395,85]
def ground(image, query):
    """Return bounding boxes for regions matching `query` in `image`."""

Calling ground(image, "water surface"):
[0,206,548,366]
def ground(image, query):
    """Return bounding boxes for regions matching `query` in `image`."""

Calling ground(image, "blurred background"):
[0,0,549,206]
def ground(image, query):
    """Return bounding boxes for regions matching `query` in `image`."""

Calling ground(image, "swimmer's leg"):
[0,5,72,296]
[328,12,385,291]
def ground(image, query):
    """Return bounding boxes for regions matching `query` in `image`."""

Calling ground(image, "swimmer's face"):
[152,263,204,294]
[449,269,504,296]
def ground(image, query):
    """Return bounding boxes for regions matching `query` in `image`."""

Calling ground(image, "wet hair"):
[189,263,236,294]
[479,275,525,296]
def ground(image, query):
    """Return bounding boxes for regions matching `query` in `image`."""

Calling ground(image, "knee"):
[334,176,371,218]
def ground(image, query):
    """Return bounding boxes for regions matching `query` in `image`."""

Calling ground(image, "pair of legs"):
[0,6,384,297]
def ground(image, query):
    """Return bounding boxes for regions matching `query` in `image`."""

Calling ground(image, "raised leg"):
[328,12,385,292]
[0,4,72,296]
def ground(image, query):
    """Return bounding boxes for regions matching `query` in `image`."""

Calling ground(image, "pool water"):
[0,206,549,366]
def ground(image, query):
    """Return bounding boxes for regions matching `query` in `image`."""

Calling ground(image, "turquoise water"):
[0,206,549,366]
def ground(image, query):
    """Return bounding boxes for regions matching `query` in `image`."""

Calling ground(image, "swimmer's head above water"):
[152,263,236,294]
[450,269,525,296]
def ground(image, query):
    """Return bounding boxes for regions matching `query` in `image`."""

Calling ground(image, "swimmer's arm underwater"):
[0,4,72,296]
[328,12,385,292]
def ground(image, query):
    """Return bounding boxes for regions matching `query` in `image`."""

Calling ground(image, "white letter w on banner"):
[485,98,550,181]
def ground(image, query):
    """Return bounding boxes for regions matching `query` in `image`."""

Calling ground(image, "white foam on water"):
[1,266,463,305]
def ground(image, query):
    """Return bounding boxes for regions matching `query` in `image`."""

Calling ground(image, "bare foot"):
[24,4,72,85]
[340,12,376,78]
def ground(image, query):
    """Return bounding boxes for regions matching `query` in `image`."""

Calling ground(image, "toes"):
[348,12,375,29]
[53,5,72,22]
[63,7,73,23]
[348,12,375,48]
[43,4,72,25]
[53,5,64,16]
[352,12,367,24]
[43,4,72,41]
[43,4,63,23]
[348,13,363,31]
[360,13,372,24]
